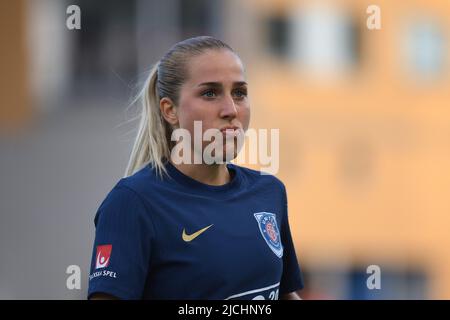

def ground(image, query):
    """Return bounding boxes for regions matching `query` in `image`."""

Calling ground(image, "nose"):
[219,94,238,119]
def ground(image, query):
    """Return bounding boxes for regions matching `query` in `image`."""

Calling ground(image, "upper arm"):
[280,290,302,300]
[89,292,120,300]
[87,186,155,300]
[278,183,304,295]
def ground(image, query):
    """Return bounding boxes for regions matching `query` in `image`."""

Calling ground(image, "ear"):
[160,97,179,126]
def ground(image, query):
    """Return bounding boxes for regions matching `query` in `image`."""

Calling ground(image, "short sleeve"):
[279,184,304,295]
[87,185,155,300]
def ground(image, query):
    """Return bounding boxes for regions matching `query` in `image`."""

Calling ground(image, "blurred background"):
[1,0,449,299]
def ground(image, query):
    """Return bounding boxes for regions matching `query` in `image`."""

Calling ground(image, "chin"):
[221,145,239,162]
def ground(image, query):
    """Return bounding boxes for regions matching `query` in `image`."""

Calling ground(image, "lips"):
[220,126,242,138]
[220,125,239,132]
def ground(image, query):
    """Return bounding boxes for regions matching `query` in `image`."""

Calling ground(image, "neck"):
[170,161,231,186]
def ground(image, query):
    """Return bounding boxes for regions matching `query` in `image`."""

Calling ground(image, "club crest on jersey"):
[254,212,283,258]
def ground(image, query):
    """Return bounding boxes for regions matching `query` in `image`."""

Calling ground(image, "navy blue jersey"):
[88,162,303,300]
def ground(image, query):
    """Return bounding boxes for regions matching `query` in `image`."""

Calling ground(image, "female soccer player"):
[88,36,303,300]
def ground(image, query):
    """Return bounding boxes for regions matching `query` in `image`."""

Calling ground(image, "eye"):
[233,88,248,99]
[202,89,217,98]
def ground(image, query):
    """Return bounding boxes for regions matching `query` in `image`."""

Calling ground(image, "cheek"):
[177,99,215,134]
[177,99,199,127]
[239,104,251,130]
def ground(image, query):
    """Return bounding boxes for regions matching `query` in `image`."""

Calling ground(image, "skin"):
[91,49,301,300]
[160,49,250,186]
[282,291,302,300]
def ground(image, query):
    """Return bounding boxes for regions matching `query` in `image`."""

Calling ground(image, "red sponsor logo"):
[266,223,278,242]
[95,245,112,269]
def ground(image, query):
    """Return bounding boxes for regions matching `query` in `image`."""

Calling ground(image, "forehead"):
[185,49,245,85]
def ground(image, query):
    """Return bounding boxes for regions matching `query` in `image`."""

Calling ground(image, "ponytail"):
[124,63,170,178]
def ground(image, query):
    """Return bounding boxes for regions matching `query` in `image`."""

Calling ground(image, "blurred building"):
[235,0,449,299]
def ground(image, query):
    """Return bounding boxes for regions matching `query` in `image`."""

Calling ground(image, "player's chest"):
[152,200,285,278]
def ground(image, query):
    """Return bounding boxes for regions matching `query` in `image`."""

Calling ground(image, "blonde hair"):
[124,36,234,178]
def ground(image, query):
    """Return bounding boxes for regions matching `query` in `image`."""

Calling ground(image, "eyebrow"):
[197,81,248,88]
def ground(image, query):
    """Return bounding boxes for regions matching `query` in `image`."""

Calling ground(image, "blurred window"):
[290,5,361,77]
[305,265,427,299]
[69,0,138,100]
[403,20,446,80]
[178,0,223,39]
[265,14,290,58]
[349,266,427,299]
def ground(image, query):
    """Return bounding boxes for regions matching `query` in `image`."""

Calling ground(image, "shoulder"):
[230,163,286,195]
[94,166,160,227]
[114,163,164,197]
[95,165,157,218]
